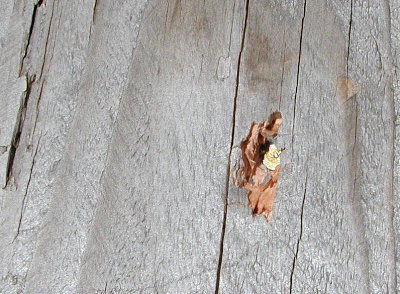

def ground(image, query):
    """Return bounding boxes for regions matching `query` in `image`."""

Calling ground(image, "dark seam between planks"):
[19,0,43,76]
[289,173,308,294]
[227,0,236,55]
[214,0,250,293]
[89,0,99,39]
[346,0,353,78]
[386,0,398,287]
[93,0,99,24]
[385,0,398,289]
[29,80,45,146]
[5,76,32,187]
[7,0,44,186]
[390,78,398,294]
[346,2,372,291]
[38,0,56,81]
[13,133,42,242]
[291,0,307,148]
[289,2,307,288]
[278,28,287,111]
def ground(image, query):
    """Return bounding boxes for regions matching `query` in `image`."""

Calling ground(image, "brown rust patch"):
[243,22,287,95]
[336,78,360,103]
[281,54,300,64]
[244,30,272,90]
[233,112,283,222]
[171,0,182,23]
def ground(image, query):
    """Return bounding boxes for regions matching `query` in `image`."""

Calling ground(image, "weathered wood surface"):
[0,0,399,293]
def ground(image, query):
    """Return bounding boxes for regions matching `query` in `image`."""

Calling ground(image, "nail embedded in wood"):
[233,112,284,222]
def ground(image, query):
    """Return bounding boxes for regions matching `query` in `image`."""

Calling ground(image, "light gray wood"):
[15,0,151,293]
[76,1,242,292]
[346,0,397,292]
[1,0,97,292]
[390,2,400,292]
[0,0,399,293]
[221,0,367,293]
[221,0,399,293]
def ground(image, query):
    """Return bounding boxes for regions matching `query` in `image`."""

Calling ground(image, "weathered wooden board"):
[221,0,400,293]
[1,0,98,293]
[390,2,400,292]
[74,1,244,292]
[0,0,399,293]
[221,0,399,293]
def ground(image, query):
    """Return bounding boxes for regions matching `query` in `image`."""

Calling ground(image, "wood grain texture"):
[0,0,398,293]
[76,1,242,292]
[20,0,150,293]
[390,2,400,292]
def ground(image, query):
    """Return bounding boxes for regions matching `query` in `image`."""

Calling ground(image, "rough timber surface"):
[0,0,398,293]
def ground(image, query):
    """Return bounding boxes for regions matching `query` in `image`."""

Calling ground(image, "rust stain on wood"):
[171,0,182,23]
[233,112,283,222]
[244,29,272,90]
[336,77,360,103]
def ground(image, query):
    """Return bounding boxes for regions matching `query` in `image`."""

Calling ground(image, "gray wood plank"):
[220,1,310,292]
[389,1,400,293]
[75,1,242,292]
[0,0,38,189]
[0,0,398,293]
[21,0,151,293]
[221,0,398,293]
[345,0,397,292]
[1,0,96,292]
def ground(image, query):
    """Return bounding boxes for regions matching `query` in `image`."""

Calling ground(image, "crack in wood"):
[346,0,353,79]
[289,173,308,294]
[89,0,99,39]
[130,267,218,293]
[7,0,45,186]
[390,85,398,294]
[351,104,358,202]
[227,0,236,55]
[278,29,287,111]
[30,80,45,144]
[5,144,18,188]
[12,1,54,186]
[215,0,250,293]
[13,132,42,242]
[291,0,307,148]
[104,281,108,293]
[163,0,169,40]
[93,0,99,24]
[39,0,56,81]
[347,99,372,292]
[4,76,31,188]
[19,0,43,76]
[385,2,398,287]
[345,3,373,291]
[372,35,384,70]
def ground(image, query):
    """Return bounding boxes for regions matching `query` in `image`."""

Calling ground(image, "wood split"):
[233,112,283,222]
